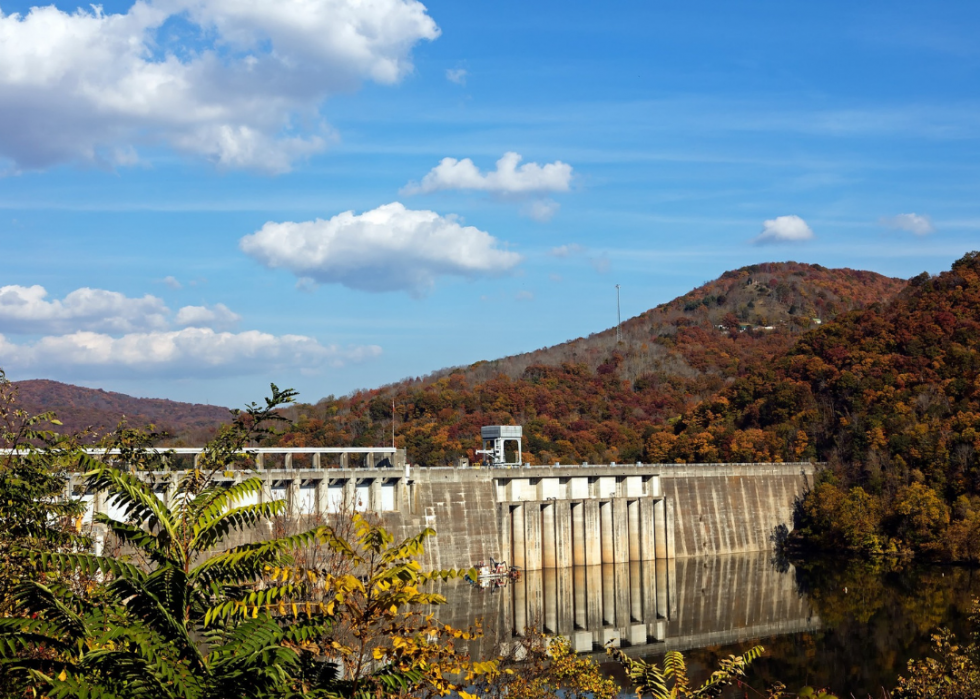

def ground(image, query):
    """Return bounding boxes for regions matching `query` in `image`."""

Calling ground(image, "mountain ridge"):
[9,379,231,443]
[275,261,908,465]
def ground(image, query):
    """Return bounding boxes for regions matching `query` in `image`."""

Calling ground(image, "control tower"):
[478,425,523,468]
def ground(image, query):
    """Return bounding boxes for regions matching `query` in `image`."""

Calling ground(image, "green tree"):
[0,385,490,699]
[0,371,90,695]
[608,645,765,698]
[0,370,88,613]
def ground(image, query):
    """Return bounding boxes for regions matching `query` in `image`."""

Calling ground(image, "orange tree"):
[473,630,616,699]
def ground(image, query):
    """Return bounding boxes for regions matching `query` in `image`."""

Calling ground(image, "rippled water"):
[438,554,980,697]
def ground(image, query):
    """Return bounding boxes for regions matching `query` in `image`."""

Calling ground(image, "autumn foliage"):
[274,262,905,467]
[10,378,230,443]
[654,252,980,560]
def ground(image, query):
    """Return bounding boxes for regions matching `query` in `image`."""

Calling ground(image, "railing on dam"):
[2,446,402,470]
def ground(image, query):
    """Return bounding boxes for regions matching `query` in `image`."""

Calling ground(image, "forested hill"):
[11,379,230,443]
[648,252,980,561]
[275,262,907,465]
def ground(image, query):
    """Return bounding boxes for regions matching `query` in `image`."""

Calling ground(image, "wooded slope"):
[10,379,230,442]
[655,252,980,559]
[276,262,907,465]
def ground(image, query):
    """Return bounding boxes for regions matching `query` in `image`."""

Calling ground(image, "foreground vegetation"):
[3,372,980,697]
[0,375,771,698]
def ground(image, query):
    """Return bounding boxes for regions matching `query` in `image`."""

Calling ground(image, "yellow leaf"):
[57,670,67,681]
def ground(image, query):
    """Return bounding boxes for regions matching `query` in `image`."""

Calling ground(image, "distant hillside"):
[11,379,231,443]
[275,262,907,465]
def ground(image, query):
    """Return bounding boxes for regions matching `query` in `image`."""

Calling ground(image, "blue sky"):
[1,0,979,407]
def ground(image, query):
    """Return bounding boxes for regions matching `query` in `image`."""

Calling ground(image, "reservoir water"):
[437,553,980,697]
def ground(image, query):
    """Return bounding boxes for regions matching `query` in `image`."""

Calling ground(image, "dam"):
[63,444,816,569]
[54,442,819,654]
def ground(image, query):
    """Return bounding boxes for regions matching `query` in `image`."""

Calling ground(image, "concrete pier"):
[571,502,586,565]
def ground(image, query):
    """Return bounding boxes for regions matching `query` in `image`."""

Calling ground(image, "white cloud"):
[0,1,439,172]
[522,198,560,222]
[445,68,467,86]
[752,215,814,245]
[162,276,182,290]
[0,284,247,335]
[0,328,381,378]
[174,303,241,329]
[880,213,935,236]
[402,152,573,195]
[239,202,523,296]
[515,290,534,302]
[0,285,170,334]
[0,283,379,378]
[549,243,585,258]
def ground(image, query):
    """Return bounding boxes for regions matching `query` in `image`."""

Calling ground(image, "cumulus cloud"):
[0,328,381,379]
[0,285,170,334]
[880,213,935,236]
[402,152,573,196]
[515,290,534,302]
[239,202,523,296]
[0,284,247,335]
[0,285,380,378]
[0,0,439,172]
[445,68,467,85]
[162,276,182,290]
[752,215,814,245]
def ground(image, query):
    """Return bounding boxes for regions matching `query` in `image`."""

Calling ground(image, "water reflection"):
[438,555,980,696]
[687,558,980,697]
[438,553,818,659]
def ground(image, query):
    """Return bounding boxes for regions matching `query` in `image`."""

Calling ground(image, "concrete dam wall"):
[380,462,813,568]
[70,460,814,569]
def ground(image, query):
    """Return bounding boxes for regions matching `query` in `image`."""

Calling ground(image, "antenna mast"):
[615,284,622,343]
